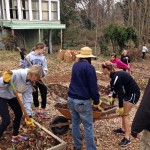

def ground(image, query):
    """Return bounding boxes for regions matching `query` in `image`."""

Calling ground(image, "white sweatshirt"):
[142,46,148,52]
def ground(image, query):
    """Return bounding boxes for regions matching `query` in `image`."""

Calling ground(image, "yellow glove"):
[93,100,104,111]
[116,107,124,115]
[110,97,115,106]
[3,71,13,83]
[25,118,35,127]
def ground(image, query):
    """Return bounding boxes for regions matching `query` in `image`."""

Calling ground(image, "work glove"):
[93,100,104,111]
[109,97,115,106]
[25,118,35,127]
[3,71,13,83]
[20,51,25,60]
[116,107,124,116]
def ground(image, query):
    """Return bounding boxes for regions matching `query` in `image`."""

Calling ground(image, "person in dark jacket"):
[131,79,150,150]
[102,61,140,147]
[120,50,130,71]
[68,47,100,150]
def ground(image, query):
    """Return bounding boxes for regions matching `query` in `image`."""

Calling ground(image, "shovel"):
[9,81,34,127]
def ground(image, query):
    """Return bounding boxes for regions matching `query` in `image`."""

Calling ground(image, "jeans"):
[68,97,96,150]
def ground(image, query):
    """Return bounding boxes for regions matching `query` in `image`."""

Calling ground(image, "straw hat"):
[76,47,96,58]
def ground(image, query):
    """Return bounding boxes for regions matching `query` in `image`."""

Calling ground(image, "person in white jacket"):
[142,44,148,59]
[0,65,43,142]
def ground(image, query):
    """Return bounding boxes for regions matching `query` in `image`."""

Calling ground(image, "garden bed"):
[0,116,67,150]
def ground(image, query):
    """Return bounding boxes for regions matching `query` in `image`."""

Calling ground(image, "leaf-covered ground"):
[0,50,150,150]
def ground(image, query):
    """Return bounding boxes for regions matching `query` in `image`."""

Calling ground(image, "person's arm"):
[87,65,100,105]
[110,75,124,108]
[42,57,48,75]
[19,55,30,69]
[118,60,130,70]
[146,47,148,52]
[22,86,33,116]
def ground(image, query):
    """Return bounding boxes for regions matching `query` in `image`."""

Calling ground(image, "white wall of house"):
[1,0,60,21]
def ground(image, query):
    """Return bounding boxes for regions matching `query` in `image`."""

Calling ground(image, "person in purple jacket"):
[110,53,130,71]
[68,47,100,150]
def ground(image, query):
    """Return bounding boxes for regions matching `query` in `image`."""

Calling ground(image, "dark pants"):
[0,97,22,137]
[142,52,146,59]
[33,82,47,109]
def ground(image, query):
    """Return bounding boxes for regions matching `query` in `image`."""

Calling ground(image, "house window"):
[21,0,29,19]
[51,1,58,20]
[42,1,49,20]
[32,0,39,20]
[9,0,18,19]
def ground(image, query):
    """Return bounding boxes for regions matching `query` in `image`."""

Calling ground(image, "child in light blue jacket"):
[20,42,49,119]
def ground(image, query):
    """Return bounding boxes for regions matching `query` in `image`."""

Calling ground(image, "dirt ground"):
[0,50,150,150]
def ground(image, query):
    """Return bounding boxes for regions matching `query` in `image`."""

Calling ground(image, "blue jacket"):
[68,60,100,104]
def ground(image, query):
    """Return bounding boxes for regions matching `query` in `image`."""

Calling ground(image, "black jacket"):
[131,79,150,137]
[110,71,140,108]
[120,55,130,65]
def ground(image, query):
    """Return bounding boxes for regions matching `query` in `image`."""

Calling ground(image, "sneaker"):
[113,128,125,135]
[119,137,131,147]
[11,135,28,143]
[39,112,50,119]
[33,112,41,117]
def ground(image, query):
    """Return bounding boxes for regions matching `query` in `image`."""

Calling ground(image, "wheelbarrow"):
[50,101,119,135]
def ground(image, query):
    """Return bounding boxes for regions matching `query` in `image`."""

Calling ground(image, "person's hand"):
[126,57,128,60]
[93,100,103,111]
[3,71,13,83]
[25,118,35,127]
[109,97,115,105]
[116,107,124,115]
[20,51,25,60]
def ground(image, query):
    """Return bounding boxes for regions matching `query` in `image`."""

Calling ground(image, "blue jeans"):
[68,97,96,150]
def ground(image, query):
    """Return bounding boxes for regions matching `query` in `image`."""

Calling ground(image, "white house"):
[0,0,66,53]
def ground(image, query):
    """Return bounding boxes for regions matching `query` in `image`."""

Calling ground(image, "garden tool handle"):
[9,81,31,122]
[17,47,32,66]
